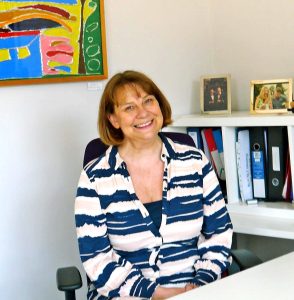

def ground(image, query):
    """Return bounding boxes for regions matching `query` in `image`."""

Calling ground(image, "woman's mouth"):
[134,120,153,128]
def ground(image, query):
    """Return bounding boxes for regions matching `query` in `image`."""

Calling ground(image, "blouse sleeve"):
[75,170,158,299]
[193,151,233,286]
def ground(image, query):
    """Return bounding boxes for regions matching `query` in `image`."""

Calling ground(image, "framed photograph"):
[0,0,107,86]
[250,79,293,114]
[200,74,231,114]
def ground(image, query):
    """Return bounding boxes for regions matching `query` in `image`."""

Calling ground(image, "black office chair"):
[57,132,262,300]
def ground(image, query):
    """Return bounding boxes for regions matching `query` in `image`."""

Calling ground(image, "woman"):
[75,70,233,300]
[255,86,273,110]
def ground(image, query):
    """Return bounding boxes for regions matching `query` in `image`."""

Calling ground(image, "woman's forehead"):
[115,84,148,102]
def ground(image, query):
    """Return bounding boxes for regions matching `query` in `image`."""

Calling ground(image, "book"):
[212,128,226,177]
[282,150,292,202]
[203,128,226,180]
[201,129,212,162]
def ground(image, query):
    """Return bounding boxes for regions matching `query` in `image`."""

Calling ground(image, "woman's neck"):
[118,135,163,162]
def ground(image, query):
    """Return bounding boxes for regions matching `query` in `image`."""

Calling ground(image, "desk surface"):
[171,251,294,300]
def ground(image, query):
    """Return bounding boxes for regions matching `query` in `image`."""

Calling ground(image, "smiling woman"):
[75,70,233,300]
[98,70,172,146]
[107,85,164,147]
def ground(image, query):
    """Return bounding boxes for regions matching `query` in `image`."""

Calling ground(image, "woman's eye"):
[144,97,154,105]
[124,105,135,112]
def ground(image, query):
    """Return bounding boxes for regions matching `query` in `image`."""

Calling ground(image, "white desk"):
[170,251,294,300]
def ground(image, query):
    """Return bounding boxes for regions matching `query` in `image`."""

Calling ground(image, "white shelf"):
[170,111,294,240]
[172,111,294,127]
[227,202,294,239]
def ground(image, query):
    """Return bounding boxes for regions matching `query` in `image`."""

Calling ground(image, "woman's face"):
[108,84,163,144]
[263,87,269,97]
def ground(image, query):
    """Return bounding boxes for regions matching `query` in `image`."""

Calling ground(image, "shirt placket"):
[160,152,169,229]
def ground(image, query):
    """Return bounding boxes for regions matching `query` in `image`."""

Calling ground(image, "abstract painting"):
[0,0,107,85]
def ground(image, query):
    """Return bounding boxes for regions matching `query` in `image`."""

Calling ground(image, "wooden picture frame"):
[250,79,293,114]
[0,0,107,86]
[200,74,231,114]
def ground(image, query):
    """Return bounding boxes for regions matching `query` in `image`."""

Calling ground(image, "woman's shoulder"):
[169,138,205,159]
[83,146,114,173]
[83,154,106,173]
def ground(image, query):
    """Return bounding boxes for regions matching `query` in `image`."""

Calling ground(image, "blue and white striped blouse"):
[75,133,233,300]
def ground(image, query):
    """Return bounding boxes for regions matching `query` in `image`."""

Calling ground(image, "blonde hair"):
[258,86,270,100]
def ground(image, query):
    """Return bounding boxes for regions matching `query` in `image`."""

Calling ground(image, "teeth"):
[135,121,152,128]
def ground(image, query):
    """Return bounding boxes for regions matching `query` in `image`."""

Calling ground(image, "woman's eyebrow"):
[118,101,133,107]
[117,94,153,107]
[142,94,154,99]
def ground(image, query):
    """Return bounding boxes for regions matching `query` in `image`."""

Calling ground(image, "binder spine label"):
[272,147,281,171]
[251,150,266,198]
[252,151,265,179]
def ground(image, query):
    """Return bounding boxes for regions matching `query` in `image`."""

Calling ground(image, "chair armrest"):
[56,266,83,292]
[231,249,262,271]
[227,258,241,275]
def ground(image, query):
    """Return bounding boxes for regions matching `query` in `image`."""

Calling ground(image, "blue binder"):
[187,127,203,150]
[213,128,226,179]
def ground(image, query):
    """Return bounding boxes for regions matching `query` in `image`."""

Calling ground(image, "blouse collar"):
[105,132,177,170]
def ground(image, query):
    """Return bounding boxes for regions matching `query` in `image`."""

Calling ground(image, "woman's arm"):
[255,97,262,109]
[75,170,158,299]
[152,286,188,300]
[192,153,233,286]
[268,100,273,109]
[151,283,198,299]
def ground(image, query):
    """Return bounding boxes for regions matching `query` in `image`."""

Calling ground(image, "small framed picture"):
[250,79,293,114]
[200,74,231,114]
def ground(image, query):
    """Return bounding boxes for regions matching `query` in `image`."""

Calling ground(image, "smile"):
[134,120,153,128]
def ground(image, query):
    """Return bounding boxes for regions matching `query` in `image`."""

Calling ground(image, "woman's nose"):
[136,103,148,117]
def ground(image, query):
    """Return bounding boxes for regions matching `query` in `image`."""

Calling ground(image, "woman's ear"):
[108,114,120,129]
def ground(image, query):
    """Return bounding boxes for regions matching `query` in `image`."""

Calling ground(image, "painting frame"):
[0,0,108,86]
[250,79,293,114]
[200,74,231,115]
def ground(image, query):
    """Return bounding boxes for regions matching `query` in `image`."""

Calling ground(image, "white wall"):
[106,0,215,115]
[210,0,294,111]
[0,1,214,299]
[2,1,294,299]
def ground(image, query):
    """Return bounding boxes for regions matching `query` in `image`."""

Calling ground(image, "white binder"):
[236,129,253,201]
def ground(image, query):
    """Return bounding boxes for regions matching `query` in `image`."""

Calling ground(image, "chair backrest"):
[83,132,195,167]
